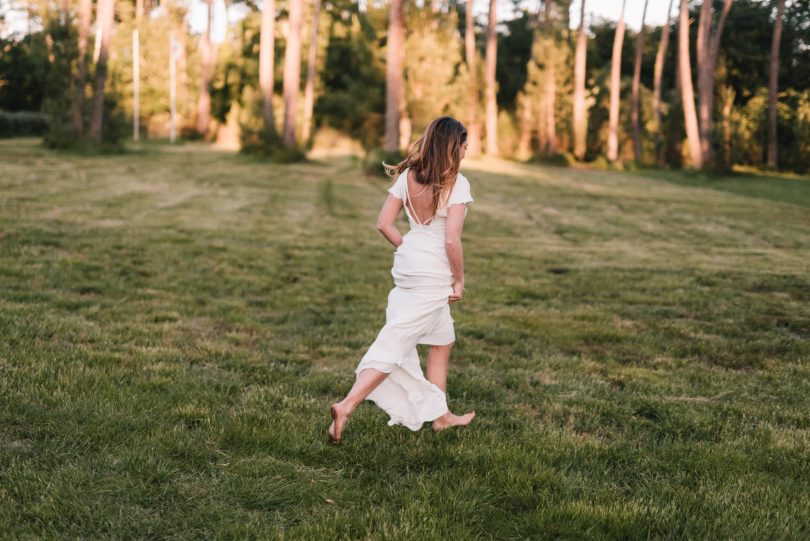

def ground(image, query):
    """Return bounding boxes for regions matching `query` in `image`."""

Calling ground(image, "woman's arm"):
[376,194,404,248]
[445,204,467,301]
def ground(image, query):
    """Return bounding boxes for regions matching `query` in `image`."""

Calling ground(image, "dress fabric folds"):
[354,168,474,431]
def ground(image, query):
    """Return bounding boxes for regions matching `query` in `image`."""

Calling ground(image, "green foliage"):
[403,6,467,135]
[237,86,305,163]
[517,6,573,161]
[108,2,199,139]
[363,146,405,176]
[775,89,810,173]
[38,18,79,149]
[0,34,49,111]
[495,10,535,109]
[0,110,48,137]
[316,9,385,151]
[495,109,519,158]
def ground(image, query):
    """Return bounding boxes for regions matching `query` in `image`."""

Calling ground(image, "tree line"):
[0,0,808,172]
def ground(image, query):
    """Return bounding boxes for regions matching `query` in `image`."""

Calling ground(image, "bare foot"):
[432,410,476,432]
[328,402,351,444]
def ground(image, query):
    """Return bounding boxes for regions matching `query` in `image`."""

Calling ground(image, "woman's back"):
[390,167,473,232]
[404,169,438,226]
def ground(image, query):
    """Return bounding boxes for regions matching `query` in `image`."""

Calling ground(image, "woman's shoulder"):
[387,168,409,199]
[454,171,469,185]
[447,172,473,206]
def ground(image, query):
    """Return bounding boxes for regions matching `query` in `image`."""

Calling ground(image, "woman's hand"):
[449,281,465,303]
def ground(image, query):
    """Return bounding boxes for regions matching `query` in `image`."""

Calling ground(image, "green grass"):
[1,138,808,539]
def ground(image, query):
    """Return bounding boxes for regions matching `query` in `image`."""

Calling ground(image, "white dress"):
[354,167,474,431]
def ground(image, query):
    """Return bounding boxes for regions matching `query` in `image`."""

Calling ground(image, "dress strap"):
[404,169,436,226]
[404,170,424,226]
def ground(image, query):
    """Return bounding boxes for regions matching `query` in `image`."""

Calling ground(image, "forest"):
[1,0,808,172]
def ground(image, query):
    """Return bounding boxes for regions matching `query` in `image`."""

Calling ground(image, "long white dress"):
[354,168,474,431]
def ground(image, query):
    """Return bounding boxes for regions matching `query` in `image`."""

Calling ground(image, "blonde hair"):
[383,116,467,216]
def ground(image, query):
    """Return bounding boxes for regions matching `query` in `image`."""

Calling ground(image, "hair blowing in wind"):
[384,116,468,216]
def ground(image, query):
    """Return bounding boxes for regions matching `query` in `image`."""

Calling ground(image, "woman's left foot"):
[328,403,350,444]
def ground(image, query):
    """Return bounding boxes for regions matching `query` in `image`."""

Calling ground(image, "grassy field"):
[1,138,808,539]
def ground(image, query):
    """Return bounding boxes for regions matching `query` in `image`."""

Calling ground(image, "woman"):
[328,116,476,444]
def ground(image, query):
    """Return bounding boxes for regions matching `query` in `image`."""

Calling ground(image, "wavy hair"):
[383,116,467,216]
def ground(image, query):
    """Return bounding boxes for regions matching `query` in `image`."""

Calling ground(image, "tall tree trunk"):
[720,85,734,170]
[71,0,92,136]
[89,0,115,142]
[197,0,214,137]
[606,0,626,162]
[667,25,683,167]
[465,0,481,157]
[384,0,404,152]
[543,0,557,155]
[767,0,785,169]
[282,0,304,146]
[484,0,498,156]
[696,0,733,168]
[631,0,649,162]
[678,0,703,169]
[545,66,557,154]
[302,0,321,143]
[430,0,441,30]
[516,92,532,160]
[133,0,143,141]
[653,0,674,165]
[572,0,587,161]
[260,0,277,135]
[398,63,411,150]
[169,32,177,144]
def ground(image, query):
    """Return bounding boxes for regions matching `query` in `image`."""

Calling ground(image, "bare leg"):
[426,343,476,432]
[426,343,452,392]
[329,368,388,444]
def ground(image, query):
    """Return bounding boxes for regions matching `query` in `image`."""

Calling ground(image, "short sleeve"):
[448,174,474,206]
[387,171,406,199]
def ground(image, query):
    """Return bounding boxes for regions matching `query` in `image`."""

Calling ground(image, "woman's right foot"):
[432,410,476,432]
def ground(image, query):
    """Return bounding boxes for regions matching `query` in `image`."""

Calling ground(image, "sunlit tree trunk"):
[484,0,498,156]
[631,0,648,162]
[543,0,557,155]
[71,0,92,136]
[545,69,557,154]
[572,0,587,161]
[302,0,321,143]
[430,0,440,30]
[197,0,214,137]
[720,85,734,170]
[653,0,674,165]
[696,0,733,168]
[465,0,481,157]
[606,0,626,162]
[667,27,683,166]
[398,71,411,149]
[169,32,177,144]
[89,0,115,141]
[679,0,703,169]
[260,0,277,135]
[133,0,143,141]
[384,0,404,152]
[767,0,785,169]
[516,92,532,160]
[282,0,304,146]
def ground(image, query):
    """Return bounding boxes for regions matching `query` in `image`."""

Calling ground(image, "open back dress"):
[353,167,474,431]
